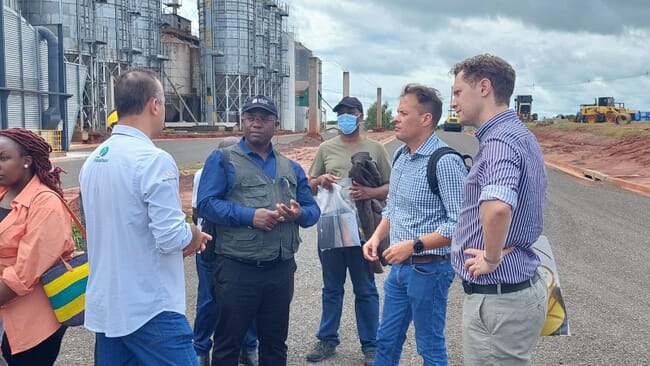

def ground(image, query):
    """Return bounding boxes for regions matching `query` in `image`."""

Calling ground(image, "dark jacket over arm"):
[349,152,390,269]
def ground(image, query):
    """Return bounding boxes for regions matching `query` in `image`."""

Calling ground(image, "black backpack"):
[392,146,472,196]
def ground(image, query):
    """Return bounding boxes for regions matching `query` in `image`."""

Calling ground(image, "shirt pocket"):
[282,175,297,202]
[240,176,271,208]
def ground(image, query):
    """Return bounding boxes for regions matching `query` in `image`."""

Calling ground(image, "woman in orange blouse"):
[0,128,74,366]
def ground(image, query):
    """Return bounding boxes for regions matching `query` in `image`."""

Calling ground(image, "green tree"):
[364,102,394,131]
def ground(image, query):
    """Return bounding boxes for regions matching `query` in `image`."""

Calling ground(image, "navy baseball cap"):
[333,96,363,114]
[242,95,278,117]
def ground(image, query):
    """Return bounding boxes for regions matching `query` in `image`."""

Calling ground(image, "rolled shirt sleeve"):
[140,153,192,253]
[477,137,521,209]
[3,196,73,296]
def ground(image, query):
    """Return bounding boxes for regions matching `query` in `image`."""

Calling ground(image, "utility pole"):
[307,56,321,138]
[374,87,384,132]
[342,71,350,97]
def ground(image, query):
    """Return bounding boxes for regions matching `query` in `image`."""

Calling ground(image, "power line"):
[318,91,333,111]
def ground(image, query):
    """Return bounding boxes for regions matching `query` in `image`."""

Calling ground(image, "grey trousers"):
[462,272,547,366]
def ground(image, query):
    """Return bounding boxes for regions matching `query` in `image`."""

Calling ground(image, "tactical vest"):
[215,144,301,262]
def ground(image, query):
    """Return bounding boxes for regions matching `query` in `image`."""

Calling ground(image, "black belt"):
[462,273,539,295]
[220,254,284,268]
[400,254,450,265]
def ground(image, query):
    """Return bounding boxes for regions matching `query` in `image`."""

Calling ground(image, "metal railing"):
[38,129,63,152]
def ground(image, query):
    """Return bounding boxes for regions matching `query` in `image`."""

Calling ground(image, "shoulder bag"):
[39,193,88,327]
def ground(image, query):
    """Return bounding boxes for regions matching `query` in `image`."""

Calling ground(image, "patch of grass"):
[72,223,86,251]
[180,162,204,171]
[535,121,650,138]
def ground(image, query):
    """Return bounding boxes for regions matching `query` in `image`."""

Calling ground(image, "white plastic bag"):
[533,235,570,336]
[316,178,362,250]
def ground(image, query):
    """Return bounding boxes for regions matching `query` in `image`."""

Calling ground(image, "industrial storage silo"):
[129,0,165,67]
[200,0,288,126]
[92,0,163,129]
[94,0,162,67]
[19,0,94,54]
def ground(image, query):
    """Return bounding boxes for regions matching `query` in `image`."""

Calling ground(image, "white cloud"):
[179,0,650,120]
[289,0,650,119]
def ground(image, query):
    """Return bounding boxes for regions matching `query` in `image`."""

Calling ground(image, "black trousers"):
[210,255,296,366]
[1,325,66,366]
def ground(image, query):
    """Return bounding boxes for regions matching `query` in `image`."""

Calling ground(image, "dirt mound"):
[530,125,650,186]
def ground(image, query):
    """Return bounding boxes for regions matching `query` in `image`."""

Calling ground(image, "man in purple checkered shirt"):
[450,54,548,365]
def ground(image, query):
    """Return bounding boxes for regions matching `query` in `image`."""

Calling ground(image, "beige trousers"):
[462,273,548,366]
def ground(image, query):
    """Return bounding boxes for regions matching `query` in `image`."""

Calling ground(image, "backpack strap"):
[391,148,403,167]
[426,146,472,196]
[395,144,472,196]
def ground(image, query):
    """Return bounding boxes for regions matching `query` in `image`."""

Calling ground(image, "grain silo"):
[199,0,289,128]
[91,0,164,129]
[1,3,74,148]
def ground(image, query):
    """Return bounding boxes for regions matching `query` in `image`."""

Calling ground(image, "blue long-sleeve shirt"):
[383,133,467,256]
[197,139,320,228]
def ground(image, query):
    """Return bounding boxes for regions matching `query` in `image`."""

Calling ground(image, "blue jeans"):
[317,246,378,352]
[193,254,258,356]
[95,311,198,366]
[374,261,454,366]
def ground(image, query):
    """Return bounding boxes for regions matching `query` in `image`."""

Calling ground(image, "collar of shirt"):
[397,132,441,159]
[238,138,275,158]
[475,109,519,140]
[6,175,48,208]
[111,125,155,146]
[238,138,277,179]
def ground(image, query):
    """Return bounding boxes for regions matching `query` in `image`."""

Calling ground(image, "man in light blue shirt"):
[363,84,467,365]
[80,69,210,366]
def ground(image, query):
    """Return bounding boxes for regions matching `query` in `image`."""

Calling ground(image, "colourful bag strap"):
[57,195,87,240]
[51,193,87,271]
[31,190,87,271]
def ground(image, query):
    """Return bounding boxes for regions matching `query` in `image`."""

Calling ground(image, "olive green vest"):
[215,144,301,262]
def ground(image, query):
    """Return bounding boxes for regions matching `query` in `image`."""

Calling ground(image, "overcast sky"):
[180,0,650,121]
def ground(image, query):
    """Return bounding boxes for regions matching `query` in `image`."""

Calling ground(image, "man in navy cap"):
[197,95,320,365]
[306,96,391,365]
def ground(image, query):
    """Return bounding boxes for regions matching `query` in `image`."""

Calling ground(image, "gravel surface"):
[53,131,650,365]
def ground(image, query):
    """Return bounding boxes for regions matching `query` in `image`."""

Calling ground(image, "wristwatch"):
[413,238,424,253]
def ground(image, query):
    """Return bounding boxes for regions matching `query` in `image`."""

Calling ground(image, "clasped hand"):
[253,200,302,231]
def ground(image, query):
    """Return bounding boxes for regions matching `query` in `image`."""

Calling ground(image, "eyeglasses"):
[243,115,277,124]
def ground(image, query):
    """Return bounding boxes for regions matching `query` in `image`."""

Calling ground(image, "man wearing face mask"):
[306,96,391,365]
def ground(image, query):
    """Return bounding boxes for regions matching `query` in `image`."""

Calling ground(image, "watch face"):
[414,239,424,252]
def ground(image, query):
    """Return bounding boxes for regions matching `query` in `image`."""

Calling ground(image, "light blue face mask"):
[337,114,359,135]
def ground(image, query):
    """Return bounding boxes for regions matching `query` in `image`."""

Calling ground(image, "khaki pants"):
[462,273,547,366]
